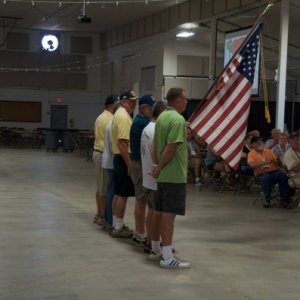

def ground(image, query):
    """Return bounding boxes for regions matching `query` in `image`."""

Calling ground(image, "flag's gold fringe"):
[260,34,271,124]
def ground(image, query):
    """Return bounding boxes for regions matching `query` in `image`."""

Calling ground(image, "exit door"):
[50,105,68,129]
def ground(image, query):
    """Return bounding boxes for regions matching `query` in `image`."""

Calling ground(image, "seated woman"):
[284,133,300,188]
[247,136,290,208]
[187,129,203,186]
[272,133,290,167]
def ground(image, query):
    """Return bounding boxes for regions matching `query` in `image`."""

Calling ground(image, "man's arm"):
[248,160,272,170]
[290,162,300,173]
[118,139,131,175]
[150,143,177,178]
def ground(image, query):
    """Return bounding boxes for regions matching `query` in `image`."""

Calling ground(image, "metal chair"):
[252,178,281,207]
[286,177,300,210]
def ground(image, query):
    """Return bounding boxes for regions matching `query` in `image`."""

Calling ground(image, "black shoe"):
[263,202,270,208]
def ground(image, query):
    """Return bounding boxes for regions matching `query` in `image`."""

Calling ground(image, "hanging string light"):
[0,0,167,4]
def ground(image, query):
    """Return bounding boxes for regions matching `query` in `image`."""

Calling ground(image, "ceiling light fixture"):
[180,22,198,29]
[176,31,195,38]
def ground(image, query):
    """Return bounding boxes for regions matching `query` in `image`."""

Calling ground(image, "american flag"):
[189,23,262,170]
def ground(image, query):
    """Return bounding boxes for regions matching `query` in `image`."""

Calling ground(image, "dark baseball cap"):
[105,95,119,105]
[119,89,137,101]
[139,95,155,107]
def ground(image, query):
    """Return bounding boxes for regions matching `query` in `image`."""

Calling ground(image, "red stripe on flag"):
[205,84,251,145]
[225,68,232,77]
[208,98,250,148]
[226,140,245,165]
[215,119,248,157]
[191,75,244,134]
[188,73,239,124]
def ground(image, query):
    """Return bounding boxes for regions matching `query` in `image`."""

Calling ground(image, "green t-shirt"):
[154,108,187,183]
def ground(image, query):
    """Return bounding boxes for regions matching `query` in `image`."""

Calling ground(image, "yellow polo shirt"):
[111,106,132,154]
[94,110,113,151]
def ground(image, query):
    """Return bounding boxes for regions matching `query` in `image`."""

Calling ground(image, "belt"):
[94,149,103,153]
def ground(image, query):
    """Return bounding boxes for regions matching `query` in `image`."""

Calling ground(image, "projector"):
[78,14,92,24]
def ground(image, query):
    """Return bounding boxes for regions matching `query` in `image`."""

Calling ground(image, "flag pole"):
[188,1,274,123]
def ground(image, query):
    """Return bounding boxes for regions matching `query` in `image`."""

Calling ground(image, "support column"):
[276,0,290,131]
[209,17,217,87]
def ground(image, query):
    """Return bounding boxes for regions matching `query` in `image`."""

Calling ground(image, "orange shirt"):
[247,149,278,175]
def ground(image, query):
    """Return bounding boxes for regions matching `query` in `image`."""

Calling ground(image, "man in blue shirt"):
[130,95,155,248]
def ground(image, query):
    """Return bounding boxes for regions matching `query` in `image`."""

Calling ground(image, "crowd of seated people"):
[186,126,299,208]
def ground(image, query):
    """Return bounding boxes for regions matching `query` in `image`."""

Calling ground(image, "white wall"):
[100,32,165,101]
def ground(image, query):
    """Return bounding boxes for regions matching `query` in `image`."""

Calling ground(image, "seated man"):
[284,134,300,188]
[247,136,290,208]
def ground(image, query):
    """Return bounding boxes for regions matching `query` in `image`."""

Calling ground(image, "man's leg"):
[160,212,176,260]
[145,207,153,244]
[194,158,202,184]
[104,169,114,227]
[115,196,128,229]
[112,195,118,228]
[95,192,101,220]
[134,201,147,236]
[258,173,273,206]
[276,171,291,202]
[92,151,102,222]
[131,161,147,241]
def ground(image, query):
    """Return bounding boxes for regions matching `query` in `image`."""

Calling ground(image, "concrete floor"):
[0,148,299,300]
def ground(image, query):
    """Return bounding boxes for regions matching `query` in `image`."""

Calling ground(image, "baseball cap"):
[119,89,137,101]
[139,95,155,107]
[105,95,119,105]
[250,136,263,144]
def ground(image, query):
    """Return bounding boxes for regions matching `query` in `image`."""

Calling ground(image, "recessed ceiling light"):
[180,22,198,29]
[176,31,195,38]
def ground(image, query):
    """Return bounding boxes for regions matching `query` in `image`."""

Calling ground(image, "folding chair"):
[197,156,225,190]
[252,178,281,207]
[286,177,300,210]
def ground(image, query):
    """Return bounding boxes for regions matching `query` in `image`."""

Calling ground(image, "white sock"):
[195,177,200,183]
[151,241,161,254]
[112,215,116,227]
[162,246,173,261]
[115,218,124,230]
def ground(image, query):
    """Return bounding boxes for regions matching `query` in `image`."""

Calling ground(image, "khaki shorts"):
[92,150,107,196]
[144,188,156,209]
[131,160,146,202]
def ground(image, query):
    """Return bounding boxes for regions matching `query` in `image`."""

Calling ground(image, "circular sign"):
[41,34,59,52]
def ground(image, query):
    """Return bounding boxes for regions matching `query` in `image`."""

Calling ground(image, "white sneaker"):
[160,257,191,269]
[148,251,162,261]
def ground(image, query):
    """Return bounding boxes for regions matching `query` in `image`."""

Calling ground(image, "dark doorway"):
[50,105,68,129]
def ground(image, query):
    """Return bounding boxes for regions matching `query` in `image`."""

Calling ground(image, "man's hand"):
[127,160,132,176]
[149,164,160,178]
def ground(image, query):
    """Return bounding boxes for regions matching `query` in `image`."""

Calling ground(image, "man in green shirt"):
[150,88,190,269]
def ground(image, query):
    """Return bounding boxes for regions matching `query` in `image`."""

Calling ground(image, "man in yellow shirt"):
[247,136,290,208]
[110,90,137,238]
[92,95,117,224]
